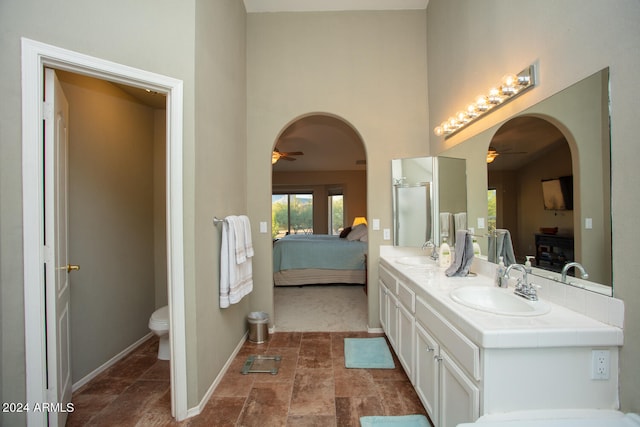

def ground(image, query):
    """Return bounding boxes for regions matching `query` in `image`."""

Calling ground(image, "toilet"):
[148,305,170,360]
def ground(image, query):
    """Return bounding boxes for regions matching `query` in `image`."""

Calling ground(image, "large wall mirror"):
[442,68,612,295]
[392,156,467,247]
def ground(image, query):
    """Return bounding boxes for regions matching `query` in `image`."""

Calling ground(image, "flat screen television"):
[541,176,573,210]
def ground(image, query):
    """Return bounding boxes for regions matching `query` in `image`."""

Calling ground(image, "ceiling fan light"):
[272,151,280,164]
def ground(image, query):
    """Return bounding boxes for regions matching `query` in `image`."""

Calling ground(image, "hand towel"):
[220,216,253,308]
[488,229,516,265]
[445,229,475,277]
[227,215,247,264]
[454,212,467,233]
[240,215,254,259]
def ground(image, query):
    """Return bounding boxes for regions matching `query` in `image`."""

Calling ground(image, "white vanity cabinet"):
[379,265,416,383]
[415,296,480,426]
[378,253,622,427]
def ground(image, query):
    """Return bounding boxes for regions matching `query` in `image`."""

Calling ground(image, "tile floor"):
[68,332,429,426]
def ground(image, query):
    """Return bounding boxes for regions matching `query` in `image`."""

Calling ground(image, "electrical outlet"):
[591,349,610,380]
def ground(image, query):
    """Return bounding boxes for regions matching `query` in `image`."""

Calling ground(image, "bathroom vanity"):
[378,246,623,427]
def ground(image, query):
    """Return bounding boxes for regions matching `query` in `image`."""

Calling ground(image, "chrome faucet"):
[505,263,538,301]
[422,240,439,261]
[561,262,589,283]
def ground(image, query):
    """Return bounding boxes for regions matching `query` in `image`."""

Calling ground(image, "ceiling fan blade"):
[281,151,304,156]
[281,156,297,161]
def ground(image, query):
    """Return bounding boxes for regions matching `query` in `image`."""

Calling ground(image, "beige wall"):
[192,0,248,403]
[0,0,248,419]
[246,10,429,329]
[427,0,640,412]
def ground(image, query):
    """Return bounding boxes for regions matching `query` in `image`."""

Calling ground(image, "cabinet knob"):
[426,346,434,352]
[434,355,443,362]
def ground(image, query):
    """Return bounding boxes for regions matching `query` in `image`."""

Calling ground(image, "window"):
[328,192,344,235]
[272,193,313,238]
[487,188,497,232]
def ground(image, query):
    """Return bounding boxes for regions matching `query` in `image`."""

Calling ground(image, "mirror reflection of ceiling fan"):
[272,148,304,164]
[486,146,527,163]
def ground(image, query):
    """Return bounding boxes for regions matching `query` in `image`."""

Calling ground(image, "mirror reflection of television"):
[541,176,573,210]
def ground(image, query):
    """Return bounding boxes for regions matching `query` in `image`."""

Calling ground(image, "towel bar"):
[213,217,226,225]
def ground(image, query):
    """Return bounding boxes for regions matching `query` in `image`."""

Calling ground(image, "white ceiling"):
[244,0,428,13]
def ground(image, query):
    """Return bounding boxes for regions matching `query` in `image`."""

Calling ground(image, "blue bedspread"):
[273,234,367,272]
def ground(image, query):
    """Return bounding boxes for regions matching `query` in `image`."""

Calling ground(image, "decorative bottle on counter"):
[495,256,506,287]
[439,238,452,268]
[473,238,481,257]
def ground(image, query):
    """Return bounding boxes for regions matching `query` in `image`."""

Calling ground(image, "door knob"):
[66,264,80,273]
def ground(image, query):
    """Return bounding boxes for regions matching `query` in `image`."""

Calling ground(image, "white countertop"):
[379,246,623,349]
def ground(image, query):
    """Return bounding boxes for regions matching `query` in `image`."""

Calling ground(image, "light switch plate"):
[259,221,267,233]
[372,219,380,230]
[383,229,391,240]
[477,217,485,229]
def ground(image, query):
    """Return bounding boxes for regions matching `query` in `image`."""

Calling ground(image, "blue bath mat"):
[344,337,395,369]
[360,415,431,426]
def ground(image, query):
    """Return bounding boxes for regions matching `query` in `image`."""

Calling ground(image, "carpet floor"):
[274,284,369,332]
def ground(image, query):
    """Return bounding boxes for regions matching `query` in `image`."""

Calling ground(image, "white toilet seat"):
[149,306,169,332]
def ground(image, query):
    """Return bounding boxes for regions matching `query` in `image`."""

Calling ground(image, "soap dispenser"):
[525,256,535,272]
[495,256,506,287]
[472,238,481,257]
[439,238,452,268]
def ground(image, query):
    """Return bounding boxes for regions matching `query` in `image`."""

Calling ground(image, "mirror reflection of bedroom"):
[271,114,369,331]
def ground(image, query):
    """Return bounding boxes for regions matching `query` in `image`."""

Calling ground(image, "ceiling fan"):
[272,148,304,164]
[486,146,527,163]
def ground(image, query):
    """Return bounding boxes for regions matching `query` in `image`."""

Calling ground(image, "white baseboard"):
[186,331,248,419]
[72,333,154,392]
[367,326,384,334]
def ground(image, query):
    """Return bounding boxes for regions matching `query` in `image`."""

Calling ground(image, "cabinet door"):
[387,292,399,352]
[379,280,389,333]
[415,323,439,422]
[397,302,415,383]
[439,349,480,427]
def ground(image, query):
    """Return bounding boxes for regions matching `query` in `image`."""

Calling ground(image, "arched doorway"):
[487,115,573,266]
[271,113,368,331]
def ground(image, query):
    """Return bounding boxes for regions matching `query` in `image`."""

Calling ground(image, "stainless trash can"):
[248,312,269,343]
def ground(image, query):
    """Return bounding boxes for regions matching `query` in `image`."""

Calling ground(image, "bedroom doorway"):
[271,113,368,331]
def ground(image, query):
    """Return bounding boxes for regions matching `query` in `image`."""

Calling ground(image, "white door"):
[44,67,74,427]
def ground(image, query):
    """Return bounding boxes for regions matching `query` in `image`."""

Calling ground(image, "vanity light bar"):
[434,64,537,139]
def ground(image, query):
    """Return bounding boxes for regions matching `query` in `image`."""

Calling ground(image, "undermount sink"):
[450,286,551,316]
[395,256,435,267]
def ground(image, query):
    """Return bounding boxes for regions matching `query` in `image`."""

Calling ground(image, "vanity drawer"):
[397,280,416,313]
[416,297,480,381]
[379,265,397,292]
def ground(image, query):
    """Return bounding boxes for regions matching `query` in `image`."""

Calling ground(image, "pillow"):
[339,226,352,238]
[346,223,367,241]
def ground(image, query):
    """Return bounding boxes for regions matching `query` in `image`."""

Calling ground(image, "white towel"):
[227,215,247,264]
[220,216,253,308]
[240,215,254,259]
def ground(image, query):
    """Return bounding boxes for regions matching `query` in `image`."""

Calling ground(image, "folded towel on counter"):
[445,229,475,277]
[220,215,253,308]
[488,229,516,265]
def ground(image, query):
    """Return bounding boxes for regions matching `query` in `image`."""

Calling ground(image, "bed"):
[273,233,368,286]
